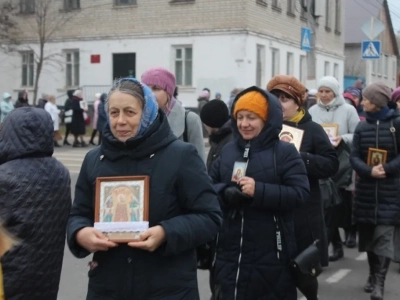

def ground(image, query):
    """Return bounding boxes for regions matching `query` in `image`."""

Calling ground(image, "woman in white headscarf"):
[308,76,360,262]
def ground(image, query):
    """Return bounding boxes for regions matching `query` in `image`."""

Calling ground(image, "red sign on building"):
[91,55,101,64]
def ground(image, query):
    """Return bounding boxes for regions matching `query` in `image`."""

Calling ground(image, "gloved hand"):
[223,186,251,208]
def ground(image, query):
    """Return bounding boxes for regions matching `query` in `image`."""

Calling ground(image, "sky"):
[388,0,400,33]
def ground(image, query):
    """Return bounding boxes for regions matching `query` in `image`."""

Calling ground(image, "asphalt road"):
[55,147,400,300]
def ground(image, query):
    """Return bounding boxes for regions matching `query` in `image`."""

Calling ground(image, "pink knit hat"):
[141,67,176,98]
[391,87,400,103]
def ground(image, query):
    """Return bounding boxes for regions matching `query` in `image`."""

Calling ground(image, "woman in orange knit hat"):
[210,86,310,299]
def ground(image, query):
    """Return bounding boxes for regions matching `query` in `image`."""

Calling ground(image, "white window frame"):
[286,52,294,75]
[299,55,307,84]
[256,44,266,88]
[21,51,34,87]
[271,48,280,77]
[65,50,80,87]
[324,61,330,76]
[174,46,193,87]
[333,63,339,79]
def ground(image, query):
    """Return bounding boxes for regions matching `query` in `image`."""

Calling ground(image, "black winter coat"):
[71,96,86,135]
[0,107,71,300]
[284,111,339,267]
[351,109,400,225]
[206,120,233,171]
[67,110,222,300]
[14,91,29,108]
[210,87,310,300]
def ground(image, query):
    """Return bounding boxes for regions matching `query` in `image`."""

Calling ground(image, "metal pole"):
[306,0,317,87]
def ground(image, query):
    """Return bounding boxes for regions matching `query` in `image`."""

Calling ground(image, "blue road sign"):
[301,27,312,51]
[361,40,381,59]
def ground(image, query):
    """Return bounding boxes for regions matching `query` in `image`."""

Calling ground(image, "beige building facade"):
[0,0,345,107]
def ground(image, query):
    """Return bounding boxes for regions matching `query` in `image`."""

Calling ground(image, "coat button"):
[127,258,132,263]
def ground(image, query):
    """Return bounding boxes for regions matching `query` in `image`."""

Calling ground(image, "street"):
[54,146,400,300]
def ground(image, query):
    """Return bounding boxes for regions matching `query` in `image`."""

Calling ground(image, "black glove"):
[223,186,251,208]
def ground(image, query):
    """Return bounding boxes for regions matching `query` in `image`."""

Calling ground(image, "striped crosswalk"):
[53,147,93,174]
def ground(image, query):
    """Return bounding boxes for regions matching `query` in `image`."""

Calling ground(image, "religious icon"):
[279,125,304,151]
[95,176,149,243]
[232,162,247,182]
[321,123,339,144]
[367,148,387,167]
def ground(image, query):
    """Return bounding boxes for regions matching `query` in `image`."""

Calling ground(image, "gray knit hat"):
[362,82,392,108]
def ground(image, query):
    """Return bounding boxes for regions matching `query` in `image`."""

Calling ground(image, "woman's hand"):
[76,227,118,253]
[330,136,342,147]
[238,176,256,197]
[371,164,386,178]
[128,225,166,252]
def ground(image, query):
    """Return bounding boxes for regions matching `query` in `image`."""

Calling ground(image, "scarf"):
[366,106,391,121]
[163,96,176,117]
[107,78,159,138]
[288,109,305,123]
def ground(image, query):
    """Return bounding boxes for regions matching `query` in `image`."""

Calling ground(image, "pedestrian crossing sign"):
[301,27,312,51]
[361,40,381,60]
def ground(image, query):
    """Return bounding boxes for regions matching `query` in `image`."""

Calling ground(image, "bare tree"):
[1,0,79,105]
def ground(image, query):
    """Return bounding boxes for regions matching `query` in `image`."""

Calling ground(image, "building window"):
[287,0,294,14]
[333,63,339,79]
[299,55,307,84]
[65,51,80,87]
[377,57,382,76]
[324,61,330,76]
[271,48,280,77]
[21,51,34,87]
[256,45,265,87]
[64,0,80,10]
[115,0,136,5]
[20,0,35,14]
[286,52,294,75]
[174,46,192,86]
[384,55,389,78]
[325,0,330,30]
[272,0,280,8]
[300,0,307,18]
[334,0,340,33]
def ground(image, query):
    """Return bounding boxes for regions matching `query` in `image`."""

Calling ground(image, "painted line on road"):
[298,296,307,300]
[62,163,82,167]
[55,157,84,162]
[54,153,89,157]
[356,253,367,261]
[325,269,352,284]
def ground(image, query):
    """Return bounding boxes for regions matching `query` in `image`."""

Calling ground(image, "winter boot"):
[297,276,319,300]
[345,227,357,248]
[364,251,376,293]
[370,256,391,300]
[329,228,344,262]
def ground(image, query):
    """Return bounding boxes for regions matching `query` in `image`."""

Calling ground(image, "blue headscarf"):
[108,78,159,138]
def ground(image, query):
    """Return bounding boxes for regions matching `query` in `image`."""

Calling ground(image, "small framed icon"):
[94,176,150,243]
[321,123,339,144]
[231,162,247,182]
[367,148,387,167]
[279,125,305,152]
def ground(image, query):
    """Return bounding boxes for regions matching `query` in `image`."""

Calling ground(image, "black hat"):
[200,99,229,128]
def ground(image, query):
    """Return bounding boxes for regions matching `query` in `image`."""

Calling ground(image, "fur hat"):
[233,91,268,122]
[267,75,306,106]
[200,100,229,128]
[363,82,392,108]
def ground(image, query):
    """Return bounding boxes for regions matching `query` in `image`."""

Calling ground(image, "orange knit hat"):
[233,91,268,122]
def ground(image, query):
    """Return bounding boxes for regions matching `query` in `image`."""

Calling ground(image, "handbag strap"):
[272,143,283,260]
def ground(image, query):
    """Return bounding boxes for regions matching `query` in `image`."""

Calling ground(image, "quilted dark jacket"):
[210,87,310,300]
[351,108,400,225]
[0,107,71,300]
[67,110,222,300]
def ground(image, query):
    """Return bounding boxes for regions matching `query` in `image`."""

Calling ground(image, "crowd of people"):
[0,69,400,300]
